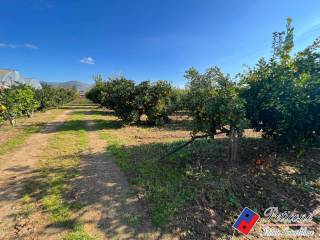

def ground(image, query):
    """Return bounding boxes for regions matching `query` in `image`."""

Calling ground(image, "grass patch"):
[0,126,40,155]
[63,224,96,240]
[126,214,143,228]
[97,113,319,238]
[100,129,202,227]
[0,109,64,156]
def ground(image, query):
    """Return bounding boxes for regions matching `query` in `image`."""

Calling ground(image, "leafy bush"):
[185,67,247,161]
[0,84,39,126]
[101,76,139,123]
[240,18,320,151]
[36,83,77,110]
[135,80,173,125]
[134,81,151,122]
[85,75,106,104]
[186,67,246,134]
[170,87,189,112]
[88,76,175,125]
[0,82,77,126]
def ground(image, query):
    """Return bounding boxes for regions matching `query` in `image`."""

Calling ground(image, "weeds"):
[0,126,40,155]
[0,109,64,156]
[63,224,97,240]
[100,128,205,227]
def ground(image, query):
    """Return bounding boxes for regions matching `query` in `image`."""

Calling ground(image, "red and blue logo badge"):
[233,207,260,235]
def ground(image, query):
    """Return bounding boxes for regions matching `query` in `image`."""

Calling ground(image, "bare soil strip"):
[0,110,71,240]
[0,107,177,240]
[73,116,176,239]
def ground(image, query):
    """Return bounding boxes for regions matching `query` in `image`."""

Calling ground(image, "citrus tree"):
[0,84,39,126]
[170,87,189,113]
[85,75,106,104]
[134,81,151,122]
[101,76,139,123]
[135,80,173,125]
[36,83,77,110]
[185,67,247,162]
[240,18,320,152]
[88,76,176,125]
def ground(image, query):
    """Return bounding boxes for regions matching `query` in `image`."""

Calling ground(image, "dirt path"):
[73,117,175,240]
[0,107,176,239]
[0,110,71,240]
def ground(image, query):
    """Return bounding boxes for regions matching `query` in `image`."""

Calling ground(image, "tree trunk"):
[229,127,238,163]
[9,117,16,127]
[27,110,34,118]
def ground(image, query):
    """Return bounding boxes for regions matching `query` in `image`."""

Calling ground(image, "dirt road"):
[0,106,175,239]
[0,110,71,239]
[73,118,171,239]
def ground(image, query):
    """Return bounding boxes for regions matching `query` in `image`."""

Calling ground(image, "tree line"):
[0,83,77,126]
[86,75,187,125]
[87,19,320,156]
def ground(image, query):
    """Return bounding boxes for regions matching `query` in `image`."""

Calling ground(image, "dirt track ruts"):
[0,110,71,240]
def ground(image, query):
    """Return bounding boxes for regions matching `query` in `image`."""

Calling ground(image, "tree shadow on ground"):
[0,151,172,239]
[40,119,122,133]
[42,109,191,134]
[61,104,98,110]
[130,118,193,132]
[71,109,115,116]
[1,135,318,239]
[71,150,168,239]
[73,108,193,132]
[2,107,318,239]
[102,136,320,239]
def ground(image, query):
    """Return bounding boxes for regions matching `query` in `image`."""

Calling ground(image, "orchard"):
[0,83,77,126]
[87,19,320,158]
[1,15,319,240]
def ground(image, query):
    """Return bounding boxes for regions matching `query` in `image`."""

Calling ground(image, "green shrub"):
[101,76,139,123]
[170,87,189,112]
[0,84,39,126]
[240,18,320,152]
[85,75,106,104]
[185,66,247,161]
[36,83,77,110]
[88,76,176,125]
[135,80,173,125]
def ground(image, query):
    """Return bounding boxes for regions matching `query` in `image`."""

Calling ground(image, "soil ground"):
[0,105,176,240]
[0,109,71,239]
[72,114,174,239]
[0,103,319,239]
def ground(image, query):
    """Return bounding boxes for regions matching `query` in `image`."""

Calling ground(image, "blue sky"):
[1,0,320,86]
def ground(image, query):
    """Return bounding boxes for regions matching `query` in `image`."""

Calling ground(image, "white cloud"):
[0,42,39,49]
[0,43,17,48]
[80,57,95,65]
[296,19,320,38]
[24,43,39,49]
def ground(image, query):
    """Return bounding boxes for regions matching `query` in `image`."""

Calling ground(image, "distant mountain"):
[45,81,92,92]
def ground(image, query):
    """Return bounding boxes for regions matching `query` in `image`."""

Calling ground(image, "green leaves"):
[137,80,173,125]
[101,76,138,123]
[35,83,77,110]
[185,66,246,137]
[0,84,39,125]
[87,76,176,125]
[0,83,77,126]
[241,19,320,151]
